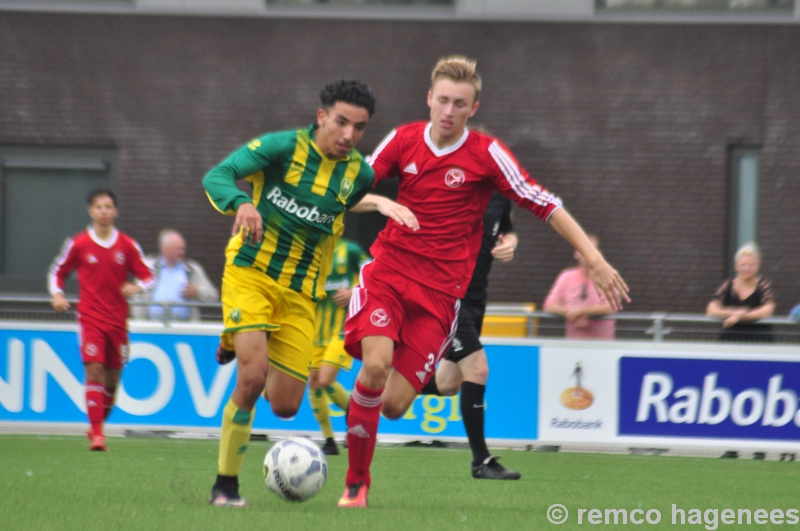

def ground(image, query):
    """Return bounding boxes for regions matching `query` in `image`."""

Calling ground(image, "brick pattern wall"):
[0,12,798,313]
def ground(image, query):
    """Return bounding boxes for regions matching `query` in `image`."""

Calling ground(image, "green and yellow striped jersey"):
[314,238,370,347]
[203,125,374,301]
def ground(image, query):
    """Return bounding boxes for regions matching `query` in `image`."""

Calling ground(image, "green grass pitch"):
[1,434,799,530]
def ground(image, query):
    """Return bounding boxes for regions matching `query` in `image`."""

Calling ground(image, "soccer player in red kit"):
[338,56,630,507]
[49,189,155,451]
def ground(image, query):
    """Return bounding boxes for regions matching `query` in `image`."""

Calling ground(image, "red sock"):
[85,382,105,437]
[345,380,382,488]
[103,386,115,420]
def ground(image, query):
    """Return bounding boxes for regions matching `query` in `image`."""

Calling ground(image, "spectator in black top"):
[706,243,775,342]
[420,190,521,480]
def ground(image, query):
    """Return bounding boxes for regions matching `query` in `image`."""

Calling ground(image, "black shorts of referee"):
[444,295,486,363]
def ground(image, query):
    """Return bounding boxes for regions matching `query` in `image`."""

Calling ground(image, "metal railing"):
[0,295,798,343]
[485,304,800,344]
[0,294,222,327]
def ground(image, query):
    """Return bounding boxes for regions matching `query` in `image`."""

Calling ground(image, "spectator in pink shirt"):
[543,235,616,339]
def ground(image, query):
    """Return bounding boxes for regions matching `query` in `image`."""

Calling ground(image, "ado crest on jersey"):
[266,186,336,225]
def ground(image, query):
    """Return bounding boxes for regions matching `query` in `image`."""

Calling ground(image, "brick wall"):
[0,12,798,313]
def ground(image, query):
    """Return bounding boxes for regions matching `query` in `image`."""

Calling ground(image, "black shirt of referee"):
[446,191,513,362]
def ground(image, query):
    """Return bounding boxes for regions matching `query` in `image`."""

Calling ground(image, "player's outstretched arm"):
[547,208,630,311]
[350,194,419,231]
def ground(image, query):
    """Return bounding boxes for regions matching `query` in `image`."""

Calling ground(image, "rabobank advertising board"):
[536,340,800,450]
[0,324,538,442]
[620,357,800,441]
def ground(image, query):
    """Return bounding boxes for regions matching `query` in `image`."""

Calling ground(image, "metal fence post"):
[649,313,667,342]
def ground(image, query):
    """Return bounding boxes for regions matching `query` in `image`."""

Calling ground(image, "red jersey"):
[368,121,562,298]
[48,228,155,329]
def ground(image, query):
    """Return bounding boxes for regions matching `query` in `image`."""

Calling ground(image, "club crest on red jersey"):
[370,309,390,327]
[444,168,466,188]
[115,251,126,265]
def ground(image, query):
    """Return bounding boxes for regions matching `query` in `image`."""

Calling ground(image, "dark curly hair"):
[87,188,117,207]
[320,79,376,117]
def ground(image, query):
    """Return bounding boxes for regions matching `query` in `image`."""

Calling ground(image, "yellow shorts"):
[310,338,354,371]
[220,264,315,383]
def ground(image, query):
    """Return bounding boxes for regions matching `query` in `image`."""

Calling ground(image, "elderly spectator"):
[131,229,218,321]
[706,242,775,342]
[790,304,800,323]
[543,235,616,339]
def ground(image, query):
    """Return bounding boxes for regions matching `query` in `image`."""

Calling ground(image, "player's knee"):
[463,359,489,385]
[380,400,408,419]
[469,364,489,384]
[361,356,392,383]
[318,374,336,388]
[307,371,323,390]
[271,402,299,419]
[437,378,461,396]
[84,363,104,383]
[238,372,268,401]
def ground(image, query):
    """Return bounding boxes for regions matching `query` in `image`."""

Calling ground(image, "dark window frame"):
[0,146,118,294]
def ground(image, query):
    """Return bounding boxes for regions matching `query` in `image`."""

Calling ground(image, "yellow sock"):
[324,381,350,411]
[218,398,255,476]
[309,388,334,439]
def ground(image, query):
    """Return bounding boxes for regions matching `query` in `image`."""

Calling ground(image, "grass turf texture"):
[1,435,799,531]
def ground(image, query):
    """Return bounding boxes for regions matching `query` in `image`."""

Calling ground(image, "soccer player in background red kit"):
[49,189,155,451]
[337,56,630,508]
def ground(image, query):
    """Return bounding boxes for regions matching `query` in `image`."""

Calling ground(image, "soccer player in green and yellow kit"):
[203,80,418,508]
[308,237,370,456]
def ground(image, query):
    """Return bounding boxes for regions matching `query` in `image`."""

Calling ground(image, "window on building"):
[727,146,760,275]
[0,147,116,293]
[596,0,794,12]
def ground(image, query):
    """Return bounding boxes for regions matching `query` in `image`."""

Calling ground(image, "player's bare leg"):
[380,369,419,419]
[309,364,344,455]
[211,331,268,508]
[85,362,108,451]
[102,367,121,422]
[339,335,393,508]
[264,364,306,419]
[432,359,463,396]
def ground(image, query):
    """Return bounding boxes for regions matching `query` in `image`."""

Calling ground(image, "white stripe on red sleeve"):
[47,237,74,295]
[366,129,397,166]
[489,141,562,209]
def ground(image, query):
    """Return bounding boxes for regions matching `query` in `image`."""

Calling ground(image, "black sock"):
[214,474,239,493]
[460,381,489,465]
[420,377,441,396]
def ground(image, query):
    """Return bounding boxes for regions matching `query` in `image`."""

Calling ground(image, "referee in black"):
[420,190,521,480]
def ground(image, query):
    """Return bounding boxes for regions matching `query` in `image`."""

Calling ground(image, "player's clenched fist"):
[51,292,70,312]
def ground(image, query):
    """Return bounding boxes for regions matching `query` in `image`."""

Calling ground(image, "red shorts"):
[344,260,460,392]
[77,320,129,370]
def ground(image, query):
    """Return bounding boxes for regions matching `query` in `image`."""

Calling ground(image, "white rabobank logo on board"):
[636,372,799,427]
[619,357,800,440]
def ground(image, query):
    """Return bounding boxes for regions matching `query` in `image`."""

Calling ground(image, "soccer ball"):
[263,437,328,502]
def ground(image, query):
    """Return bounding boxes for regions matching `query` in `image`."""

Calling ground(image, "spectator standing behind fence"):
[706,243,775,342]
[130,229,219,322]
[543,235,616,339]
